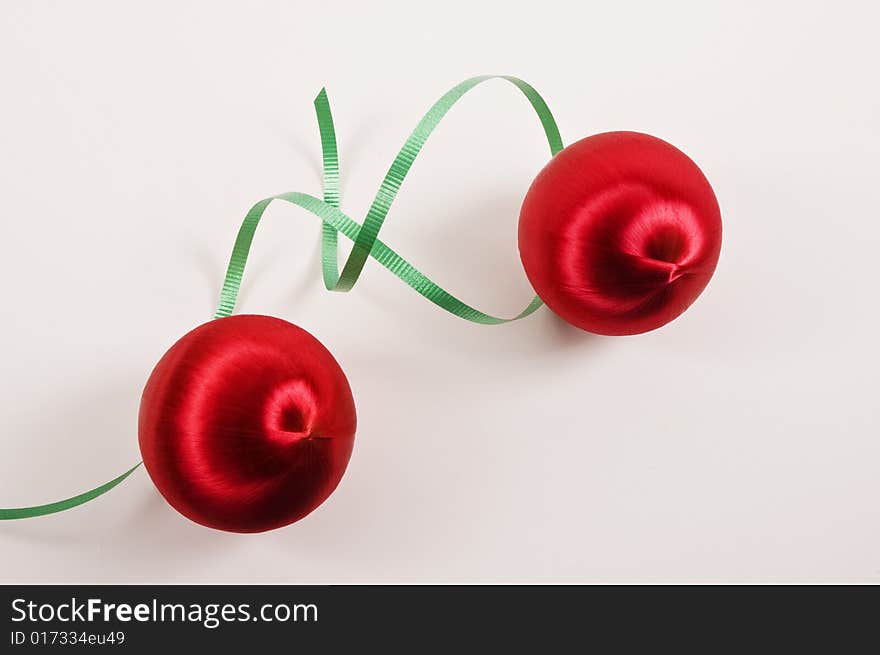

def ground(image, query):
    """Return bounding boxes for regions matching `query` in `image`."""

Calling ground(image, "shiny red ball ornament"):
[518,131,722,335]
[138,315,356,533]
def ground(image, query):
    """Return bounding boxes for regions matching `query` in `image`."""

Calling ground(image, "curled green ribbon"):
[216,75,563,322]
[1,75,563,519]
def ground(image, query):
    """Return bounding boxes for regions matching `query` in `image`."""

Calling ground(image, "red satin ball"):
[138,315,356,533]
[518,131,722,335]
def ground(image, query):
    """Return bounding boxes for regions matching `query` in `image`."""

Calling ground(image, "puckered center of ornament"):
[644,224,686,263]
[263,379,319,443]
[618,198,706,284]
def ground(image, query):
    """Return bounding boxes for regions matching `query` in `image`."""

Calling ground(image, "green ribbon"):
[216,75,563,322]
[0,464,141,520]
[1,75,563,520]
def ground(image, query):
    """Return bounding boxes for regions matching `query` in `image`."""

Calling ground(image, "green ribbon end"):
[0,463,142,520]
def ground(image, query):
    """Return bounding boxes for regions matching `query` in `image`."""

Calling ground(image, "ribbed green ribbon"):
[1,75,563,520]
[216,75,563,322]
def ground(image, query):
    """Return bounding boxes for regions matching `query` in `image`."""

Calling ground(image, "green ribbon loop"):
[215,75,563,322]
[1,75,563,520]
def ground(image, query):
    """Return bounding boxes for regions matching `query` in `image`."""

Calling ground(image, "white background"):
[1,1,877,583]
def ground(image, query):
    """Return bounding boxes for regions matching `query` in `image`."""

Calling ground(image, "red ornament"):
[138,315,356,533]
[518,131,722,335]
